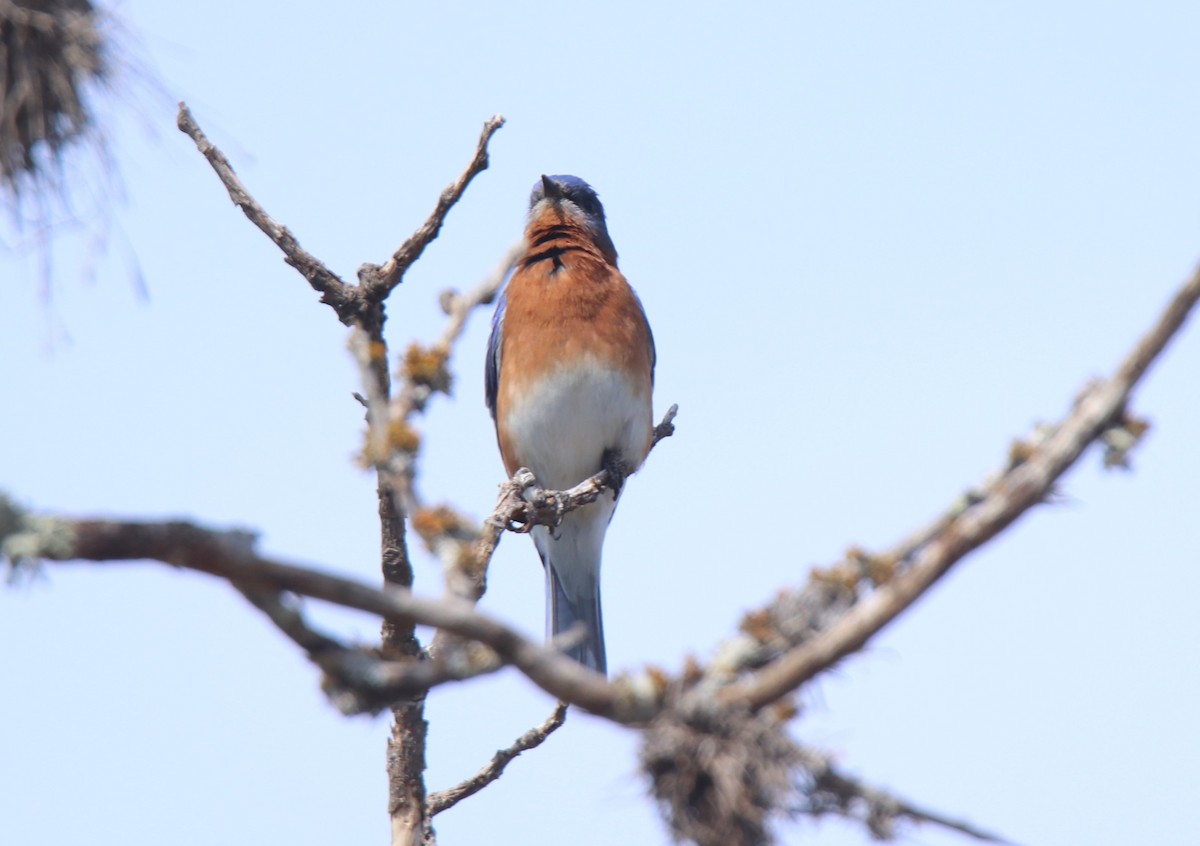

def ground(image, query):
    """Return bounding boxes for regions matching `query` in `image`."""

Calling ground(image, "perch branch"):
[491,405,679,537]
[464,402,679,631]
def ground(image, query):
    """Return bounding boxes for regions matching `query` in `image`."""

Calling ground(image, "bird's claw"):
[601,449,629,501]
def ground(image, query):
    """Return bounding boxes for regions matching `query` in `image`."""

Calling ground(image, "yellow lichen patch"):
[644,664,671,692]
[810,561,860,594]
[768,697,799,722]
[402,342,452,393]
[388,419,421,454]
[1122,416,1151,439]
[1007,437,1035,468]
[411,505,464,547]
[1102,414,1153,469]
[845,545,895,587]
[864,554,898,587]
[358,434,386,467]
[453,544,486,580]
[739,609,775,643]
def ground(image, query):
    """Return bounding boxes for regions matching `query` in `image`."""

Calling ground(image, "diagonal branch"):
[237,583,345,655]
[431,242,522,360]
[235,586,482,715]
[175,102,363,325]
[426,702,569,817]
[720,263,1200,710]
[358,116,506,301]
[796,746,1011,843]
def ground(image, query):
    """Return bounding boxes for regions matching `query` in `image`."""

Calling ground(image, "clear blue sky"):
[3,2,1200,844]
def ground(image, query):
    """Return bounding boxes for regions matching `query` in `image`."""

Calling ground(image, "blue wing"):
[484,289,507,421]
[633,288,656,384]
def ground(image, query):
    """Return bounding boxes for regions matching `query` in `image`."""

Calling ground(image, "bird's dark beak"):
[540,174,563,201]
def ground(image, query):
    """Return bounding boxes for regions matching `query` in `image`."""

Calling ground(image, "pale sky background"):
[3,3,1200,845]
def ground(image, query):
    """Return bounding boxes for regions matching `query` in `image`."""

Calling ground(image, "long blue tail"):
[533,504,612,675]
[546,558,606,674]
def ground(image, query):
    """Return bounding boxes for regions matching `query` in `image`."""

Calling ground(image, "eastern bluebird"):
[485,174,655,675]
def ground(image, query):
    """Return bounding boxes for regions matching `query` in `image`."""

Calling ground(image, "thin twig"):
[651,403,679,447]
[796,746,1012,843]
[427,702,569,816]
[237,584,345,656]
[432,241,522,357]
[359,116,506,301]
[350,329,393,469]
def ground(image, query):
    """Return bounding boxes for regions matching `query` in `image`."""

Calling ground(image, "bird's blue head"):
[528,174,617,262]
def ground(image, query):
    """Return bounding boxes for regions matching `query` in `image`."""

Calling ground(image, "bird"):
[485,174,655,675]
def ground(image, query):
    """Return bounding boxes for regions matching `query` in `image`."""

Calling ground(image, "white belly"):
[502,356,651,491]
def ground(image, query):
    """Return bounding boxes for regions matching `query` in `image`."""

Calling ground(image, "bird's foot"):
[601,448,630,501]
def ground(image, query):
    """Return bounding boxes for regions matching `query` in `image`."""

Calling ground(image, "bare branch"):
[237,584,345,656]
[358,116,506,301]
[795,746,1011,843]
[349,328,415,577]
[721,263,1200,710]
[431,241,522,358]
[175,102,362,325]
[426,702,569,816]
[652,403,679,447]
[0,503,660,721]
